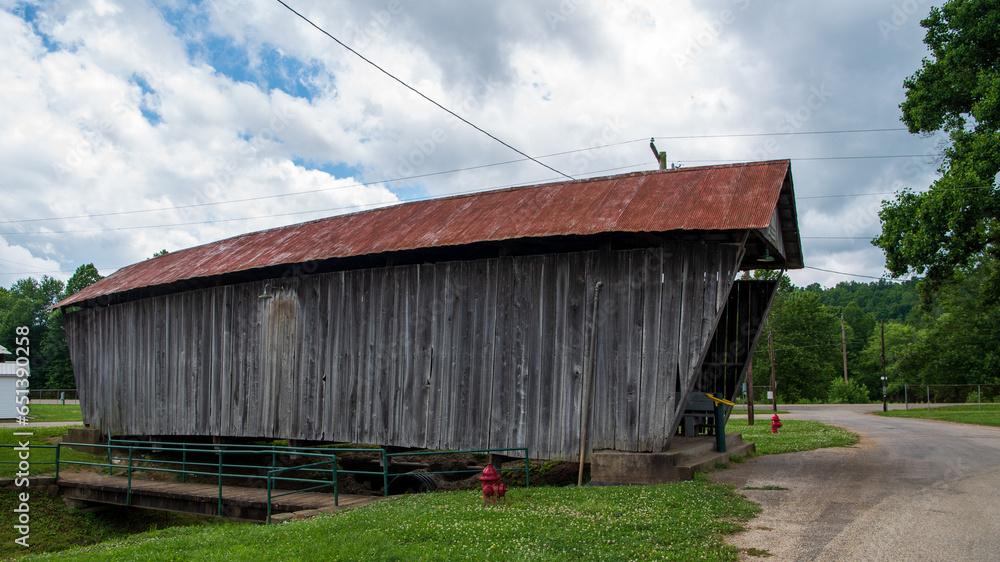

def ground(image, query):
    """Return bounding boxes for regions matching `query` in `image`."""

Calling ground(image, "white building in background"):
[0,345,26,419]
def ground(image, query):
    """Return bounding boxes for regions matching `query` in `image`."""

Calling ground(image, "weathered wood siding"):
[65,241,741,461]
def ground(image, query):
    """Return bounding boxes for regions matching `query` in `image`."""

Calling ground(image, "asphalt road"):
[712,404,1000,561]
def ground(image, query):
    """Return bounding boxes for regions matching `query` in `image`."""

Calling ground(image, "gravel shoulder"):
[713,404,1000,561]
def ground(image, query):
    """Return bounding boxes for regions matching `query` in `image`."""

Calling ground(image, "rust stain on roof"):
[58,160,797,307]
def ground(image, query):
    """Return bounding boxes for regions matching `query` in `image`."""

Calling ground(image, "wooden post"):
[841,313,848,384]
[768,329,776,412]
[578,282,602,488]
[746,288,754,425]
[881,321,887,412]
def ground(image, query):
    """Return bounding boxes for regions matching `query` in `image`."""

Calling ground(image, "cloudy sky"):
[0,0,946,289]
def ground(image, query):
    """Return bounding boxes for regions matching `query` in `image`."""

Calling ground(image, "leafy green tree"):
[0,276,64,387]
[827,378,871,404]
[819,280,921,322]
[40,264,104,389]
[876,0,1000,303]
[0,265,103,389]
[753,287,842,403]
[857,322,919,398]
[914,271,998,398]
[63,263,103,299]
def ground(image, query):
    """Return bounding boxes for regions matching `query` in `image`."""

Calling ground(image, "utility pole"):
[881,321,887,412]
[768,329,777,411]
[841,313,848,383]
[746,362,755,425]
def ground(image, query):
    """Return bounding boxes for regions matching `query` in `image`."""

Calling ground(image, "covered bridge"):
[56,159,802,461]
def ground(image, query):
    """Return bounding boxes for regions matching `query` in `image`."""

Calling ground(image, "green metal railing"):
[54,440,342,519]
[4,440,531,523]
[267,458,338,524]
[0,443,58,474]
[382,447,531,491]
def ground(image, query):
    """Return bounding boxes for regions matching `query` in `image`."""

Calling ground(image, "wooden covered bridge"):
[55,159,802,479]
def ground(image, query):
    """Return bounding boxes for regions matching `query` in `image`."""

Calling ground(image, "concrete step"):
[675,440,756,476]
[589,434,755,485]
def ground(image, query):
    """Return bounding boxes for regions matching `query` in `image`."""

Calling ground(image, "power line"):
[802,265,903,281]
[0,162,652,236]
[0,143,639,226]
[2,130,963,226]
[772,341,865,353]
[798,185,994,200]
[273,0,573,181]
[654,127,907,140]
[679,154,929,164]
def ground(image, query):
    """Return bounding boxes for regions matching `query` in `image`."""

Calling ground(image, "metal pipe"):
[218,450,224,517]
[126,448,134,506]
[578,281,603,487]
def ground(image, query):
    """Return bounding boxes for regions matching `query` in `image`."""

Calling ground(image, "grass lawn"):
[873,404,1000,428]
[0,426,104,478]
[726,418,859,455]
[0,416,858,560]
[21,478,760,561]
[0,490,231,561]
[20,404,83,423]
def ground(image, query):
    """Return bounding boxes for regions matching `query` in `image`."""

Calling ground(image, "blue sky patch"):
[292,158,364,181]
[130,74,162,125]
[11,2,59,52]
[153,1,328,101]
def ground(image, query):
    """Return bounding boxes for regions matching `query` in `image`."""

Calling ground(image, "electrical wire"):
[273,0,573,181]
[0,143,639,226]
[0,162,655,236]
[801,265,903,281]
[3,132,972,226]
[653,127,908,139]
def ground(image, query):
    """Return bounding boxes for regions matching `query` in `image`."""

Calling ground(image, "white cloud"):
[0,0,945,290]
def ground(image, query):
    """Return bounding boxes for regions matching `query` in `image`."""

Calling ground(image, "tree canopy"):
[0,264,103,389]
[875,0,1000,303]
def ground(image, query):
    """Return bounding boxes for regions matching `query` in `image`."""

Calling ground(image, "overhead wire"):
[0,161,656,236]
[0,128,956,227]
[801,265,904,281]
[273,0,573,181]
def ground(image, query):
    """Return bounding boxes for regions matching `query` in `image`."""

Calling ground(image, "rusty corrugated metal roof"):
[58,160,798,307]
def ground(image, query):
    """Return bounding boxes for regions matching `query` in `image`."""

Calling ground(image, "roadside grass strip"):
[873,404,1000,428]
[727,419,859,456]
[0,426,102,478]
[17,404,83,424]
[22,482,760,561]
[0,491,229,560]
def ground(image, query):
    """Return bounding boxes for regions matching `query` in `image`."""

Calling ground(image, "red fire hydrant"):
[771,414,783,434]
[479,465,507,504]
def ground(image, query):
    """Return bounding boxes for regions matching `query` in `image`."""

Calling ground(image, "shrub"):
[827,378,871,404]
